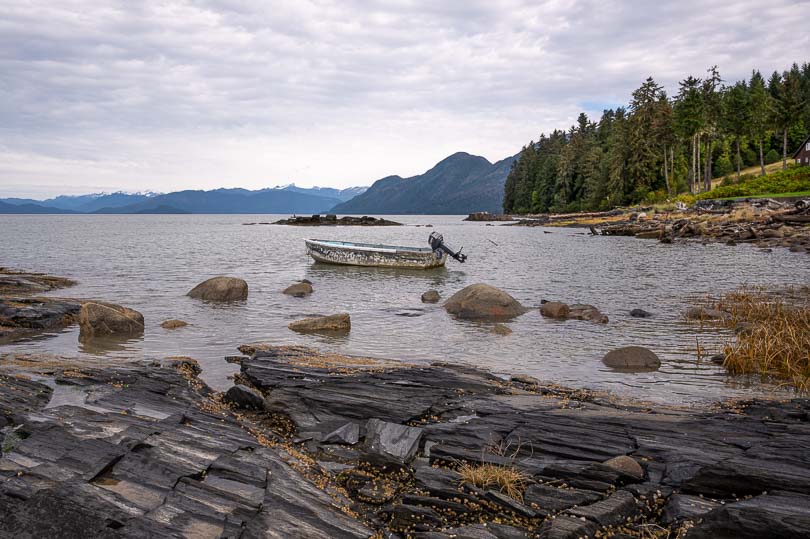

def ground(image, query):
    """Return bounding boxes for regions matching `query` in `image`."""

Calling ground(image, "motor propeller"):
[428,232,467,263]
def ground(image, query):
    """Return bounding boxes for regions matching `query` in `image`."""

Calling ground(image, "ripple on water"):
[1,214,808,405]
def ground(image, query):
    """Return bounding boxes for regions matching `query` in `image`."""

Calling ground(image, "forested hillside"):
[504,62,810,213]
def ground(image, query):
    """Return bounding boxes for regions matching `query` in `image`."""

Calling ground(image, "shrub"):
[696,165,810,200]
[764,148,780,164]
[459,463,529,501]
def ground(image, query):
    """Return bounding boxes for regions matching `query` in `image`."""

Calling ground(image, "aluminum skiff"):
[305,239,447,269]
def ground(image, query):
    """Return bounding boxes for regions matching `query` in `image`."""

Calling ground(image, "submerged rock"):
[160,319,187,329]
[602,346,661,371]
[288,313,350,333]
[421,290,440,303]
[491,323,512,336]
[78,301,144,340]
[540,301,570,319]
[629,308,652,318]
[283,282,313,297]
[685,306,727,320]
[187,276,248,302]
[443,284,526,320]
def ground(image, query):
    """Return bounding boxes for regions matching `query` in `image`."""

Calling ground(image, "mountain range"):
[0,185,365,215]
[0,152,516,215]
[330,152,517,215]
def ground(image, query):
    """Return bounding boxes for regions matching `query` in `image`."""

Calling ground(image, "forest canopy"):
[503,62,810,214]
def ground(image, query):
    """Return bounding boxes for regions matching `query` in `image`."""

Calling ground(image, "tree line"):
[503,62,810,214]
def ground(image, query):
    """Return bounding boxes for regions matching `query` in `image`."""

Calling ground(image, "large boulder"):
[288,313,350,333]
[443,284,525,320]
[187,276,248,302]
[78,301,144,340]
[602,346,661,372]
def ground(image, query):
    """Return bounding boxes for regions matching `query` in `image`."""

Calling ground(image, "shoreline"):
[0,344,808,537]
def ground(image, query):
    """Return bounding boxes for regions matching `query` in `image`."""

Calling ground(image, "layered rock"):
[288,313,350,333]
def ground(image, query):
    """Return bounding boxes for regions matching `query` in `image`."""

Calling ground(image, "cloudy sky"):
[1,1,807,198]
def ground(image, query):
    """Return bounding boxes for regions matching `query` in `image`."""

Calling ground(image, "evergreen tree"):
[749,71,771,176]
[722,80,751,180]
[674,76,703,193]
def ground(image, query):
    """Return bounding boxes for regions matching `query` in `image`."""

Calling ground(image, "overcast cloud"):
[1,0,808,197]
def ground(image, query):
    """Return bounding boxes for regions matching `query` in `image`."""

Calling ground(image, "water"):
[1,214,808,405]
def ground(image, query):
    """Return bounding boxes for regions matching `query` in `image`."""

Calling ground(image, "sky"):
[1,1,808,198]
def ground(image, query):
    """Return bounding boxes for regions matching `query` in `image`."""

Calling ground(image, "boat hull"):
[305,239,447,269]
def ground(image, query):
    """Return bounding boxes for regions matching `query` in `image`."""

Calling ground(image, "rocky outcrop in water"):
[160,319,188,329]
[0,268,76,296]
[443,284,526,320]
[602,346,661,371]
[421,290,440,303]
[0,269,80,343]
[187,276,248,302]
[463,212,515,222]
[283,282,313,297]
[540,301,608,324]
[271,214,402,226]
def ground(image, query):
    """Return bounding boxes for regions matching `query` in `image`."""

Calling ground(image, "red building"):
[794,133,810,166]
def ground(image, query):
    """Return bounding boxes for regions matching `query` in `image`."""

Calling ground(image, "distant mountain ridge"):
[0,185,366,214]
[329,152,517,215]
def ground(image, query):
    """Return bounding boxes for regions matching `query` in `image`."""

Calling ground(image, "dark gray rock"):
[523,483,602,515]
[421,290,441,303]
[322,423,360,445]
[629,308,652,318]
[365,418,423,465]
[686,491,810,539]
[0,297,81,342]
[661,493,720,524]
[283,282,313,297]
[537,514,598,539]
[223,384,265,410]
[566,489,638,527]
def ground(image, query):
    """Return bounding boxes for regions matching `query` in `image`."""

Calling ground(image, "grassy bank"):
[697,166,810,201]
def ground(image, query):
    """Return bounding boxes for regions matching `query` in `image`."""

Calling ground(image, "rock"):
[273,215,402,226]
[523,484,602,514]
[602,346,661,371]
[356,478,398,504]
[443,284,526,321]
[735,322,755,335]
[223,384,265,410]
[510,374,540,385]
[603,455,644,480]
[661,493,720,524]
[709,353,726,365]
[685,306,727,320]
[78,301,144,340]
[364,418,423,465]
[322,423,360,445]
[538,515,598,539]
[629,308,652,318]
[288,313,350,333]
[384,504,442,531]
[283,282,313,297]
[160,319,187,329]
[540,301,570,319]
[421,290,441,303]
[568,304,609,323]
[566,489,638,527]
[187,276,248,302]
[491,324,512,336]
[0,297,81,342]
[0,269,76,296]
[300,279,313,284]
[687,492,810,539]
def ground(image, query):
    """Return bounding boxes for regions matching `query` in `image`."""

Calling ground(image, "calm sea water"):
[1,214,808,405]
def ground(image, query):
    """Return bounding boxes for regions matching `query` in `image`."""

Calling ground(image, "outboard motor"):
[429,232,467,263]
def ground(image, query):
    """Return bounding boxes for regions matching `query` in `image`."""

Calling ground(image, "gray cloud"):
[1,0,807,197]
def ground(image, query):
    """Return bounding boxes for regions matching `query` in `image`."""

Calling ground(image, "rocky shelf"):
[1,344,808,538]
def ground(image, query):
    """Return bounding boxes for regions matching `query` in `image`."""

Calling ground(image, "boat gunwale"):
[305,239,434,254]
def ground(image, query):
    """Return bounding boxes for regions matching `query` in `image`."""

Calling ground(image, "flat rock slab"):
[0,297,81,342]
[365,419,423,465]
[0,269,75,296]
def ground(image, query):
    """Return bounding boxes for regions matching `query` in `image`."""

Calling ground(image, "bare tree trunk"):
[663,146,671,196]
[669,145,675,186]
[759,139,765,176]
[735,139,741,182]
[689,135,696,194]
[704,138,712,192]
[782,128,788,170]
[696,134,701,192]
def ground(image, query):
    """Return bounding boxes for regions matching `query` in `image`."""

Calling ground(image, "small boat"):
[305,232,467,269]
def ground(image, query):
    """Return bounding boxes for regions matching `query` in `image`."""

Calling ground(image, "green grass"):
[717,190,810,200]
[697,166,810,201]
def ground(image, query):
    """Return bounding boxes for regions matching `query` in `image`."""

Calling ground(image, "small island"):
[267,214,402,226]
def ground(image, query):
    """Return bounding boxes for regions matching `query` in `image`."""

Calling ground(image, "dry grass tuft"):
[698,286,810,390]
[458,463,528,502]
